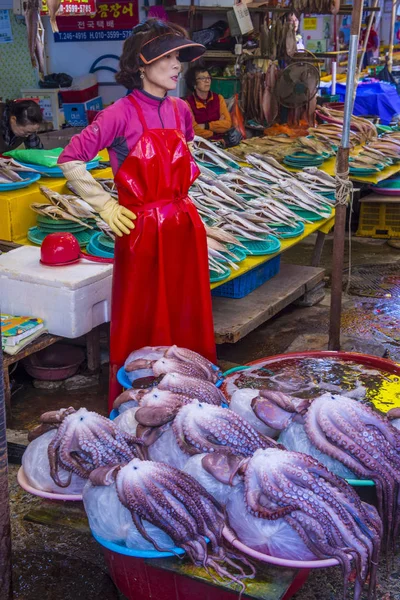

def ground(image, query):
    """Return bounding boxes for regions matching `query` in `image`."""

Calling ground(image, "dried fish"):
[47,0,62,33]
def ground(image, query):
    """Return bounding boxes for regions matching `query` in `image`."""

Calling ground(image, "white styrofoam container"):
[0,247,113,339]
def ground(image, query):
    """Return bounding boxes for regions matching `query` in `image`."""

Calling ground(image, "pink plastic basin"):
[223,526,344,569]
[17,466,83,501]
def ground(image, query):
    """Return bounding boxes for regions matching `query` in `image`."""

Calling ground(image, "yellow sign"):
[303,17,317,30]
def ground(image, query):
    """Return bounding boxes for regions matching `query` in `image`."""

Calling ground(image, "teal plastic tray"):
[0,172,40,191]
[290,208,327,221]
[240,235,281,256]
[210,264,231,282]
[87,233,114,258]
[97,233,115,250]
[226,245,247,262]
[18,158,100,177]
[270,222,305,239]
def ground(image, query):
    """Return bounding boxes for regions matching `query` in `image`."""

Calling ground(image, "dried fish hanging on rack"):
[292,0,340,14]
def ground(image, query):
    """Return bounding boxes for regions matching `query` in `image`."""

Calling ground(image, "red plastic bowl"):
[40,232,81,266]
[22,343,85,380]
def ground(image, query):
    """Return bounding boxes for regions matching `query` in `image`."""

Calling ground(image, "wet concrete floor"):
[5,233,400,599]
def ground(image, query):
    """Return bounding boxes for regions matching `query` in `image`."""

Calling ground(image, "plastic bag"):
[391,418,400,431]
[39,72,73,89]
[226,483,316,560]
[3,148,64,167]
[148,426,189,470]
[83,480,175,550]
[230,389,278,438]
[22,430,86,494]
[223,128,243,148]
[183,454,238,505]
[278,421,356,480]
[230,94,246,140]
[124,346,167,384]
[114,407,140,436]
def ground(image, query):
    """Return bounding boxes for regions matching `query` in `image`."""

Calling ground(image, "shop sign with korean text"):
[52,0,138,42]
[41,0,97,18]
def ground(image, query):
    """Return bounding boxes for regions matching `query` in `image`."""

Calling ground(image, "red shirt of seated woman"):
[185,66,231,141]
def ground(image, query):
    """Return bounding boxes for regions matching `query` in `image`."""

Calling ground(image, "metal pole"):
[0,342,12,599]
[388,0,398,73]
[332,13,338,95]
[328,0,364,351]
[358,0,380,74]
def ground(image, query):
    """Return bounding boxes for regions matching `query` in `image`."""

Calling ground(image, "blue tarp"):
[334,80,400,125]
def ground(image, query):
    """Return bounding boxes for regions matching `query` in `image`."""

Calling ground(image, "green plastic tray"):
[28,227,92,247]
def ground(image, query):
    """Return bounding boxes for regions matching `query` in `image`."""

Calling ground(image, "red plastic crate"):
[60,84,99,104]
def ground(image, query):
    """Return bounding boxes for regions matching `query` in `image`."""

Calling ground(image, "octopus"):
[117,402,282,470]
[27,407,143,488]
[249,390,400,551]
[205,448,382,600]
[88,459,255,593]
[113,372,226,415]
[124,345,222,385]
[171,402,280,457]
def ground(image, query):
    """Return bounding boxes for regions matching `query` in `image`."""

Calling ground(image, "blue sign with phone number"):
[54,29,132,42]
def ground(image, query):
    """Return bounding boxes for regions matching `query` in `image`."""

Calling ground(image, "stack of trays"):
[28,215,93,247]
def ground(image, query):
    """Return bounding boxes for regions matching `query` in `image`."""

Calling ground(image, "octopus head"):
[46,407,143,488]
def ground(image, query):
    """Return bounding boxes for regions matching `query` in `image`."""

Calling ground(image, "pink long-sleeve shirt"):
[58,89,195,175]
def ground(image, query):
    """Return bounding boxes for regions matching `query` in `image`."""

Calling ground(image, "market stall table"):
[211,213,334,344]
[0,158,112,245]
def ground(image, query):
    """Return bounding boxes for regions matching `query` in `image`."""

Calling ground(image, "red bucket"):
[102,547,309,600]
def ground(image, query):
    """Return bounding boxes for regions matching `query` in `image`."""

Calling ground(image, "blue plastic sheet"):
[334,81,400,125]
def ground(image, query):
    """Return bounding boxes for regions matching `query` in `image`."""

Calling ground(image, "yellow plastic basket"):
[356,201,400,238]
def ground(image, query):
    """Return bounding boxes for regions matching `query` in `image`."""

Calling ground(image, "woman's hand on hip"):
[99,199,136,237]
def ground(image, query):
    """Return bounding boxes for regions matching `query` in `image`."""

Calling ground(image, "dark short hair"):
[116,19,189,89]
[8,100,42,126]
[185,63,209,92]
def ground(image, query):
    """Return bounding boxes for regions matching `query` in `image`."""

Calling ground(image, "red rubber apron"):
[109,94,216,407]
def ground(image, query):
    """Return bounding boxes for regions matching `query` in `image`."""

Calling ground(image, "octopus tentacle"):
[158,373,226,405]
[305,395,400,549]
[164,345,220,383]
[172,402,278,460]
[114,459,251,590]
[43,408,142,487]
[238,448,381,600]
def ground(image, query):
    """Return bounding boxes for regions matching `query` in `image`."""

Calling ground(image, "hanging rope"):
[335,169,353,206]
[335,169,354,293]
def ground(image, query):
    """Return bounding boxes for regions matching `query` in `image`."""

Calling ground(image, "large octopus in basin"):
[124,345,222,385]
[114,371,227,417]
[117,401,281,468]
[89,459,254,593]
[235,389,400,550]
[28,407,144,487]
[203,447,382,600]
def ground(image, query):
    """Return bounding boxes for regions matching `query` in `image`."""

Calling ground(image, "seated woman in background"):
[185,63,232,141]
[0,99,43,154]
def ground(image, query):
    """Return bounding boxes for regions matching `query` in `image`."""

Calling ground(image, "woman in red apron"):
[59,20,216,408]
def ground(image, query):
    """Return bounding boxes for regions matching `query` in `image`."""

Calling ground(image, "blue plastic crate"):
[212,255,280,299]
[63,96,103,126]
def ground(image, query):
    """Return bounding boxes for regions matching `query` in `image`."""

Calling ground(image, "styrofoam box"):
[0,247,113,339]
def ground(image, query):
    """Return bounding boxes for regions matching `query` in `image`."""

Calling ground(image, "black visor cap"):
[139,34,206,65]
